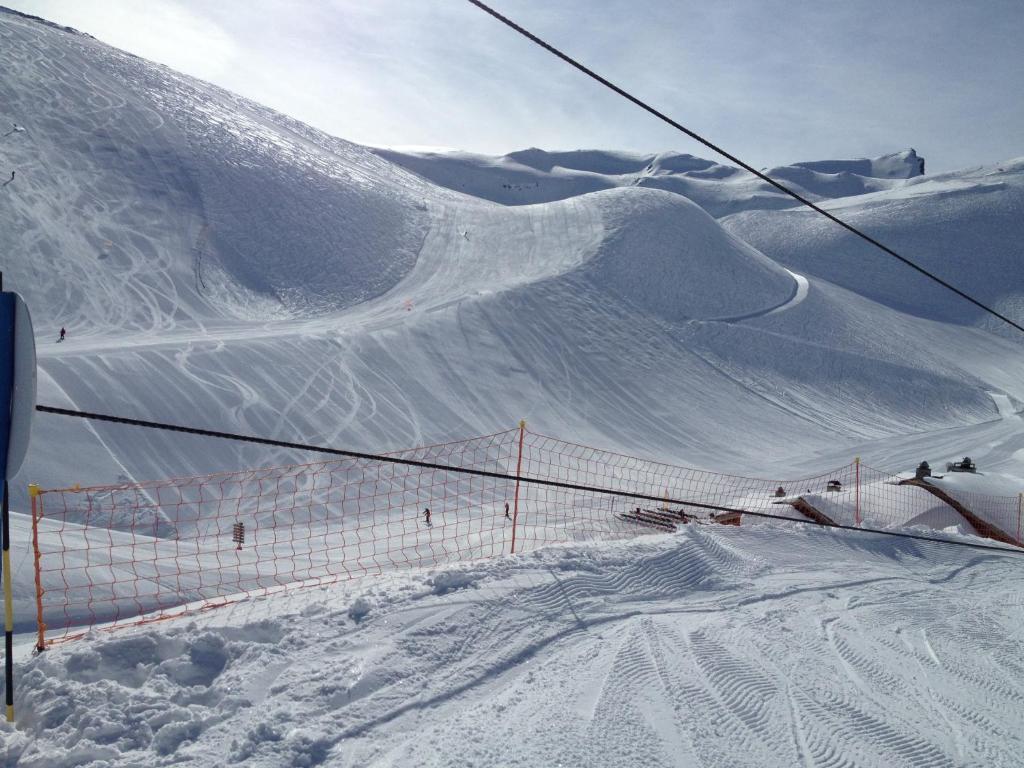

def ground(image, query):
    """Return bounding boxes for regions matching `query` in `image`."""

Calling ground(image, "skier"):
[504,501,511,520]
[58,326,66,343]
[423,507,432,526]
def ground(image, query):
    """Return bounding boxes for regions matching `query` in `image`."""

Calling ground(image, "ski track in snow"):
[6,524,1024,767]
[4,9,1024,507]
[3,12,1024,767]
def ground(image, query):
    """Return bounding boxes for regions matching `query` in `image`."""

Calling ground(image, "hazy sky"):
[5,0,1023,172]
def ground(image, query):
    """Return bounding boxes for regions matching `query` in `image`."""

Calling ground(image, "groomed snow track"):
[7,524,1024,767]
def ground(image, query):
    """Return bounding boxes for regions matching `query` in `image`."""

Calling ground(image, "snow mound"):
[577,189,795,321]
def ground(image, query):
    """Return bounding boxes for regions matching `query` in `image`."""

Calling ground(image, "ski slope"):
[6,523,1024,767]
[722,159,1024,328]
[3,9,1023,501]
[2,8,1024,765]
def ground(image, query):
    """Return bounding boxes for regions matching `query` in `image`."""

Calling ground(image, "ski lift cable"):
[464,0,1024,337]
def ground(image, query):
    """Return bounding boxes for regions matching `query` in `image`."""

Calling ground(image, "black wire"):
[464,0,1024,337]
[36,405,1024,558]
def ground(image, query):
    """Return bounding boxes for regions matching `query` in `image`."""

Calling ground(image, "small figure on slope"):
[423,507,432,527]
[57,326,66,343]
[504,501,511,520]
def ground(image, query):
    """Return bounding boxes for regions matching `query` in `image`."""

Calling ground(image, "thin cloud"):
[4,0,1023,172]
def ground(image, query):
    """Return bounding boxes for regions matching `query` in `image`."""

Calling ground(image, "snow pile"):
[926,470,1024,498]
[5,523,1024,767]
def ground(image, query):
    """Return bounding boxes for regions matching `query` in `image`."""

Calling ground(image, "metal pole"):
[3,479,14,721]
[510,420,526,554]
[855,457,861,527]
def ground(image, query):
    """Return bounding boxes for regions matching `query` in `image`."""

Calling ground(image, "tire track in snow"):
[689,628,779,735]
[798,688,958,768]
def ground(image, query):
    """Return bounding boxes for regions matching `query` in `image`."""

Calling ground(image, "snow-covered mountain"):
[2,6,1023,501]
[372,145,927,217]
[3,8,1024,767]
[723,159,1024,327]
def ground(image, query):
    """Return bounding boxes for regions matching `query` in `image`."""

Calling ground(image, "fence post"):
[510,420,526,554]
[29,484,45,652]
[855,457,861,527]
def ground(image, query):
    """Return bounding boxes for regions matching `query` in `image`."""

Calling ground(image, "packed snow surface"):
[5,523,1024,767]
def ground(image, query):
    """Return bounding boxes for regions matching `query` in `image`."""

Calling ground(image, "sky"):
[4,0,1023,173]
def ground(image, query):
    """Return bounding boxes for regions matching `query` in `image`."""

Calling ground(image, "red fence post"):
[855,457,861,527]
[510,420,526,554]
[29,484,45,652]
[1018,493,1022,545]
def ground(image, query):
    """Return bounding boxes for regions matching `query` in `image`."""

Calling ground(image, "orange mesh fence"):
[924,484,1024,546]
[31,429,523,646]
[29,427,1022,647]
[513,431,859,544]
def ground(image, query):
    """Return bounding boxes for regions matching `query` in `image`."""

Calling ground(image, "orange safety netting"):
[29,427,1022,647]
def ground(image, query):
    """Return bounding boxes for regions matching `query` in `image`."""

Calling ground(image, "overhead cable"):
[36,405,1024,558]
[465,0,1024,336]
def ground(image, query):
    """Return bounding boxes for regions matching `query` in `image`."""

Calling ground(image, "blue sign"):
[0,293,13,481]
[0,291,36,481]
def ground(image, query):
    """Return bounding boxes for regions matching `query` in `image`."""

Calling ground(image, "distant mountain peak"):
[0,5,89,37]
[791,149,925,179]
